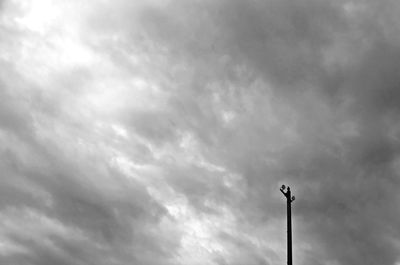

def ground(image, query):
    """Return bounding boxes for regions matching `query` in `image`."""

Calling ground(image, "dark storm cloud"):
[2,0,400,265]
[115,1,400,265]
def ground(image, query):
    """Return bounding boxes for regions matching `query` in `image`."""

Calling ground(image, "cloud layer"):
[1,0,400,264]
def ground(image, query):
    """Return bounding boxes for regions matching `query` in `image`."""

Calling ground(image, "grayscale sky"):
[1,0,400,265]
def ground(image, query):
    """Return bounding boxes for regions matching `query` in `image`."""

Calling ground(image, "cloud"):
[1,0,400,265]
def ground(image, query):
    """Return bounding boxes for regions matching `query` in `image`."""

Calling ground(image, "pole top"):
[280,184,295,202]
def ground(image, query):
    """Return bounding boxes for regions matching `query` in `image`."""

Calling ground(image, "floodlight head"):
[291,196,295,201]
[281,184,286,190]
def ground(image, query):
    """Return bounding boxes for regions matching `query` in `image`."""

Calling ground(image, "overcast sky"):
[1,0,400,264]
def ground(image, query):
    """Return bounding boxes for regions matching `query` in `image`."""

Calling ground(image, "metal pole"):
[280,185,295,265]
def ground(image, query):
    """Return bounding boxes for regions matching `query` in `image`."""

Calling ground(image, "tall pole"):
[280,185,295,265]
